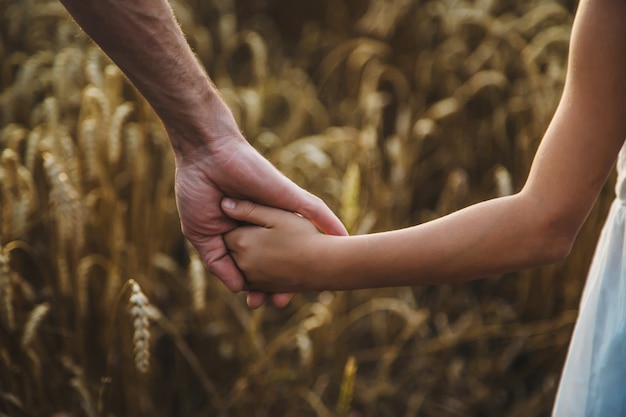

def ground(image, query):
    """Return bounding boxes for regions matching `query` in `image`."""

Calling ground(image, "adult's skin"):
[59,0,348,308]
[222,0,626,292]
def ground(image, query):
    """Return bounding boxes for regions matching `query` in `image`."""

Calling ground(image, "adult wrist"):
[162,86,245,166]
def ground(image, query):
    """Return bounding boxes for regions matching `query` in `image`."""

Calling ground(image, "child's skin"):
[223,0,626,294]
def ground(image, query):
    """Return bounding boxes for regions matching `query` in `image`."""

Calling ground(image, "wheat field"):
[0,0,613,416]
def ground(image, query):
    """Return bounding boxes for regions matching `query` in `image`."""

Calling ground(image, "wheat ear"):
[42,152,82,242]
[128,280,150,373]
[188,248,207,314]
[336,356,358,417]
[21,303,50,348]
[108,102,133,166]
[1,148,37,240]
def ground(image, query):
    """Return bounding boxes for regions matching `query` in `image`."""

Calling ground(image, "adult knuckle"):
[299,193,322,214]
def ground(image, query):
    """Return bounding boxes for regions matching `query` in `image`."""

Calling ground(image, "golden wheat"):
[0,0,585,415]
[0,149,21,239]
[108,102,134,167]
[128,280,150,373]
[77,117,101,182]
[102,202,126,307]
[0,247,14,331]
[21,302,50,349]
[336,356,358,417]
[188,247,207,314]
[52,47,85,109]
[339,162,361,233]
[76,254,108,320]
[42,151,84,248]
[103,64,123,108]
[1,123,27,153]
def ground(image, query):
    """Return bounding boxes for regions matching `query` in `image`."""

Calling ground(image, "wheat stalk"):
[103,202,126,307]
[124,122,145,174]
[340,162,361,233]
[299,388,332,417]
[143,302,224,411]
[56,241,72,297]
[57,354,99,417]
[0,247,14,331]
[0,391,25,416]
[124,122,151,242]
[69,377,98,417]
[76,255,108,320]
[0,149,18,240]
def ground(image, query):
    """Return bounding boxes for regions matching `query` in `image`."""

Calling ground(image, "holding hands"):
[173,136,347,307]
[59,0,348,309]
[222,198,330,293]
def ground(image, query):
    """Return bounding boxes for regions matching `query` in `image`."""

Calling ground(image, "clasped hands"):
[222,197,330,294]
[174,136,346,309]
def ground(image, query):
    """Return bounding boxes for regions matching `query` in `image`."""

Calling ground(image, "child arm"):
[223,0,626,293]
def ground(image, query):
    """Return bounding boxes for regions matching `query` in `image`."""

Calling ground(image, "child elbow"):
[516,191,581,266]
[539,233,575,265]
[536,220,578,265]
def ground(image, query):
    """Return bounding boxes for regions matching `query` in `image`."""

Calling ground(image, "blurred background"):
[0,0,612,416]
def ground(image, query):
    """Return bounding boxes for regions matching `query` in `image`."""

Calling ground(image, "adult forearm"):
[60,0,240,159]
[318,193,571,290]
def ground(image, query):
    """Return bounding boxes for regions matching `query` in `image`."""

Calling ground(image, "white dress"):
[552,144,626,416]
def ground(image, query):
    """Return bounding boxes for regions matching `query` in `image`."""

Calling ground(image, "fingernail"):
[222,198,236,210]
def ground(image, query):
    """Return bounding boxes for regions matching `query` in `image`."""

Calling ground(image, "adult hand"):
[174,136,348,308]
[58,0,348,308]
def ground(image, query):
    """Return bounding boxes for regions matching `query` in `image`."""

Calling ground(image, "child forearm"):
[315,192,571,290]
[319,0,626,291]
[222,0,625,295]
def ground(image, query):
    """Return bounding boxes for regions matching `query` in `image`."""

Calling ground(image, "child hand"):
[222,198,328,293]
